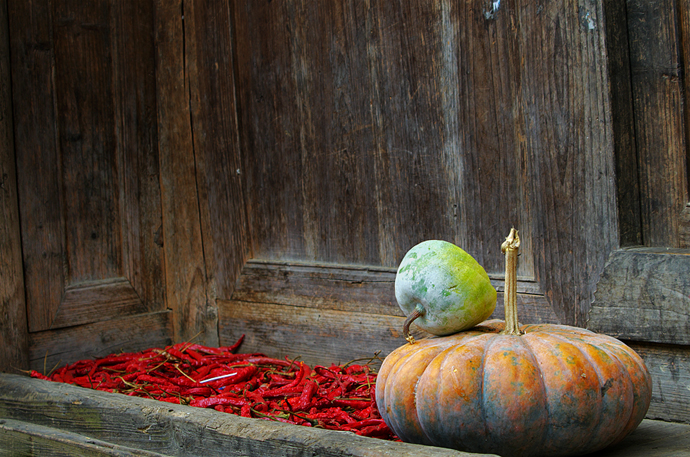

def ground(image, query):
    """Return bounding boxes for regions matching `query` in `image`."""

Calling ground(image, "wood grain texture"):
[155,0,213,344]
[588,249,690,345]
[8,0,65,332]
[628,342,690,424]
[626,0,689,247]
[0,374,490,457]
[218,299,415,369]
[0,0,28,373]
[0,419,168,457]
[9,0,165,333]
[232,259,557,323]
[29,311,172,372]
[184,0,249,308]
[232,0,619,327]
[601,0,642,246]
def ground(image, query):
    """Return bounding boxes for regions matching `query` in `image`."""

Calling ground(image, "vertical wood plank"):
[110,0,165,311]
[0,0,29,372]
[231,0,619,326]
[155,0,212,344]
[602,0,643,246]
[184,0,248,307]
[627,0,689,247]
[8,0,65,331]
[53,0,120,283]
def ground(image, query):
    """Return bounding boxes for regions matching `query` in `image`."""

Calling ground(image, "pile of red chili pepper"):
[29,336,398,440]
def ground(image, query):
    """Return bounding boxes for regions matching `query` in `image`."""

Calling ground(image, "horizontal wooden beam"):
[29,310,173,372]
[0,374,489,457]
[588,248,690,345]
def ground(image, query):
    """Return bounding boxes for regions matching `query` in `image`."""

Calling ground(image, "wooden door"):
[8,0,171,368]
[216,0,620,364]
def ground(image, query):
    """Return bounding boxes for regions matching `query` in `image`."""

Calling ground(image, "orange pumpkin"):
[375,229,652,457]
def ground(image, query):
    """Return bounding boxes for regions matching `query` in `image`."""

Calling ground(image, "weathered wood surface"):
[0,374,494,457]
[0,0,28,373]
[588,248,690,345]
[615,0,689,247]
[223,260,558,365]
[0,419,167,457]
[600,0,641,247]
[232,0,618,327]
[29,311,172,372]
[8,0,167,336]
[628,342,690,424]
[184,1,250,304]
[155,0,215,345]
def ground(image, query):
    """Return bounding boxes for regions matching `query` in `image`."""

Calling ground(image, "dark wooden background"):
[1,0,689,423]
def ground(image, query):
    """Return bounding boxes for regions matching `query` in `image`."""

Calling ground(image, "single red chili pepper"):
[219,334,245,353]
[189,396,250,408]
[287,379,318,411]
[30,370,51,380]
[332,398,371,410]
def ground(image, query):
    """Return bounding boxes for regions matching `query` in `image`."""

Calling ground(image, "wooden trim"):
[0,0,28,373]
[588,248,690,345]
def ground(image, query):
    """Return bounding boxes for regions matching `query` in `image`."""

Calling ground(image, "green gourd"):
[395,240,496,342]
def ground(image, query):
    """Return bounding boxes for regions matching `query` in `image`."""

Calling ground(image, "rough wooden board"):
[218,299,416,368]
[601,0,642,246]
[588,248,690,345]
[184,0,250,303]
[628,342,690,424]
[0,418,167,457]
[155,0,214,345]
[0,0,28,373]
[0,374,495,457]
[28,311,173,372]
[233,0,619,328]
[231,260,558,326]
[625,0,689,248]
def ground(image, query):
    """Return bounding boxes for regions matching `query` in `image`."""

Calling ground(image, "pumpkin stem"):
[403,303,425,344]
[500,228,523,336]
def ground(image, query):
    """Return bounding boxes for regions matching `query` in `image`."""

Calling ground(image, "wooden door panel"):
[231,0,617,327]
[10,0,163,333]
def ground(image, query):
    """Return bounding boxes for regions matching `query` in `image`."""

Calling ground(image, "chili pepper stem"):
[500,228,523,336]
[403,303,425,344]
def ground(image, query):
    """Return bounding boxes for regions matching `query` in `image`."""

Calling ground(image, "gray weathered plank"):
[0,374,494,457]
[155,0,214,345]
[628,342,690,424]
[218,299,416,368]
[0,0,28,373]
[0,418,167,457]
[588,248,690,345]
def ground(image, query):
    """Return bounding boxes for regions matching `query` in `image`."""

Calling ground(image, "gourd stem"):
[500,228,522,336]
[403,304,425,345]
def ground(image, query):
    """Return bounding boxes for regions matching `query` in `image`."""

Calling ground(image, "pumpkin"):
[376,229,652,457]
[395,239,497,342]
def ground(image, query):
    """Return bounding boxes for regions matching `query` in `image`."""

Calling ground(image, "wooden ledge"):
[1,373,689,456]
[0,374,492,457]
